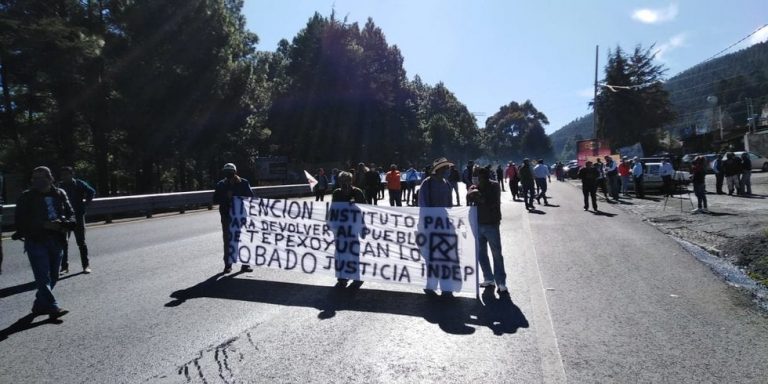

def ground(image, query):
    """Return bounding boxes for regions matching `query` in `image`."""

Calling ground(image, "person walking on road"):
[314,168,329,202]
[213,163,254,274]
[518,159,536,210]
[691,156,709,214]
[533,159,551,206]
[578,161,599,211]
[58,166,95,274]
[385,164,402,206]
[506,162,519,201]
[739,152,752,195]
[466,167,507,293]
[364,163,380,205]
[13,166,76,318]
[404,165,419,206]
[632,158,645,199]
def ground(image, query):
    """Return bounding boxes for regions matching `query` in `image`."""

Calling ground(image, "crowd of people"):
[10,150,757,317]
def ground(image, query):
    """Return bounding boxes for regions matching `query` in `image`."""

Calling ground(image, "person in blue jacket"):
[213,163,254,273]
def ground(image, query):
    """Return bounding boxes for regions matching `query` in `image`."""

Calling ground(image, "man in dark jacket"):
[713,152,725,194]
[58,166,96,274]
[14,166,76,317]
[364,163,380,205]
[722,152,742,196]
[578,161,600,211]
[213,163,254,273]
[467,167,507,293]
[518,159,536,210]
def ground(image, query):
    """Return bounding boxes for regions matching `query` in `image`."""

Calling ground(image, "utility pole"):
[746,97,755,133]
[593,45,599,139]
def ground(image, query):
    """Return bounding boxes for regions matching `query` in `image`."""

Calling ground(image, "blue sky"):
[242,1,768,134]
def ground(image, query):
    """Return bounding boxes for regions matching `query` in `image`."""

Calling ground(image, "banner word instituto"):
[228,197,478,293]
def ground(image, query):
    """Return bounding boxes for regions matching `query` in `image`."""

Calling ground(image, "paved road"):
[1,181,767,383]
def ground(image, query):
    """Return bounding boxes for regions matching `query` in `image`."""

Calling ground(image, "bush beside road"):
[569,171,768,299]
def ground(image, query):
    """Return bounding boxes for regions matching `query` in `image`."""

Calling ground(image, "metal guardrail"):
[1,184,312,227]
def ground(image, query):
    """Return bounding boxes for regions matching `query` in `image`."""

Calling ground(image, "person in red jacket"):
[618,157,631,197]
[505,162,519,201]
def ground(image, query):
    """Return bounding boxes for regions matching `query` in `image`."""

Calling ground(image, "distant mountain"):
[550,41,768,159]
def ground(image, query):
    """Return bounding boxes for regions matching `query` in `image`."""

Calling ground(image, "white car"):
[626,162,691,191]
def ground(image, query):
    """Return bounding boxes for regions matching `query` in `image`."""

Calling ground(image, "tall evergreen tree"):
[594,45,675,152]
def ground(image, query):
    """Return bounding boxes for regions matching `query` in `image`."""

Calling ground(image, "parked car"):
[626,162,691,191]
[564,160,580,179]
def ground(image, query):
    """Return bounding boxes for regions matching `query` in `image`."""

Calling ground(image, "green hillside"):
[550,41,768,160]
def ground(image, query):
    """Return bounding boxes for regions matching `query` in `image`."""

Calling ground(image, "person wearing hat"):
[13,166,76,318]
[418,157,454,208]
[213,163,255,273]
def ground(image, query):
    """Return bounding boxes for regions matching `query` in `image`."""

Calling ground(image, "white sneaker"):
[479,280,495,288]
[691,208,701,214]
[497,284,508,293]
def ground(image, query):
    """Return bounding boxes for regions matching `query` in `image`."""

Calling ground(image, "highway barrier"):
[1,184,312,228]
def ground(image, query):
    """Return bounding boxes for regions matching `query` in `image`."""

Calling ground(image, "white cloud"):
[632,4,678,24]
[749,25,768,45]
[654,33,686,61]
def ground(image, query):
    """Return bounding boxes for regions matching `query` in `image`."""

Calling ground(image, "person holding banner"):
[467,167,507,293]
[213,163,254,274]
[331,171,367,287]
[418,157,456,296]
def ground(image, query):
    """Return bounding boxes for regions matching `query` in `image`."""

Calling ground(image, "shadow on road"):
[165,273,529,336]
[0,272,84,300]
[0,314,64,343]
[591,210,617,217]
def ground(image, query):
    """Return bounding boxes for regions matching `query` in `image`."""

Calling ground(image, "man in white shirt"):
[533,159,551,205]
[632,158,645,199]
[604,156,619,200]
[660,158,675,197]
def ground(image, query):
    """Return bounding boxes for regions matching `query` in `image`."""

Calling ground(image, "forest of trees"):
[551,41,768,160]
[0,1,556,197]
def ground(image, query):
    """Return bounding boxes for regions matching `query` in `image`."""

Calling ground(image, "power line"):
[701,24,768,64]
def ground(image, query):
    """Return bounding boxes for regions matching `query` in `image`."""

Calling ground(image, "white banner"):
[227,197,478,293]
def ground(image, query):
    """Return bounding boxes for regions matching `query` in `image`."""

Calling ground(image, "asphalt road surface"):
[1,181,767,383]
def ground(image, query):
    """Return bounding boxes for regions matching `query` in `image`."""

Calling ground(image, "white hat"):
[431,157,454,174]
[222,163,237,172]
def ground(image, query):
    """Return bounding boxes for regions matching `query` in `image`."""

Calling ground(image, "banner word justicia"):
[228,197,478,293]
